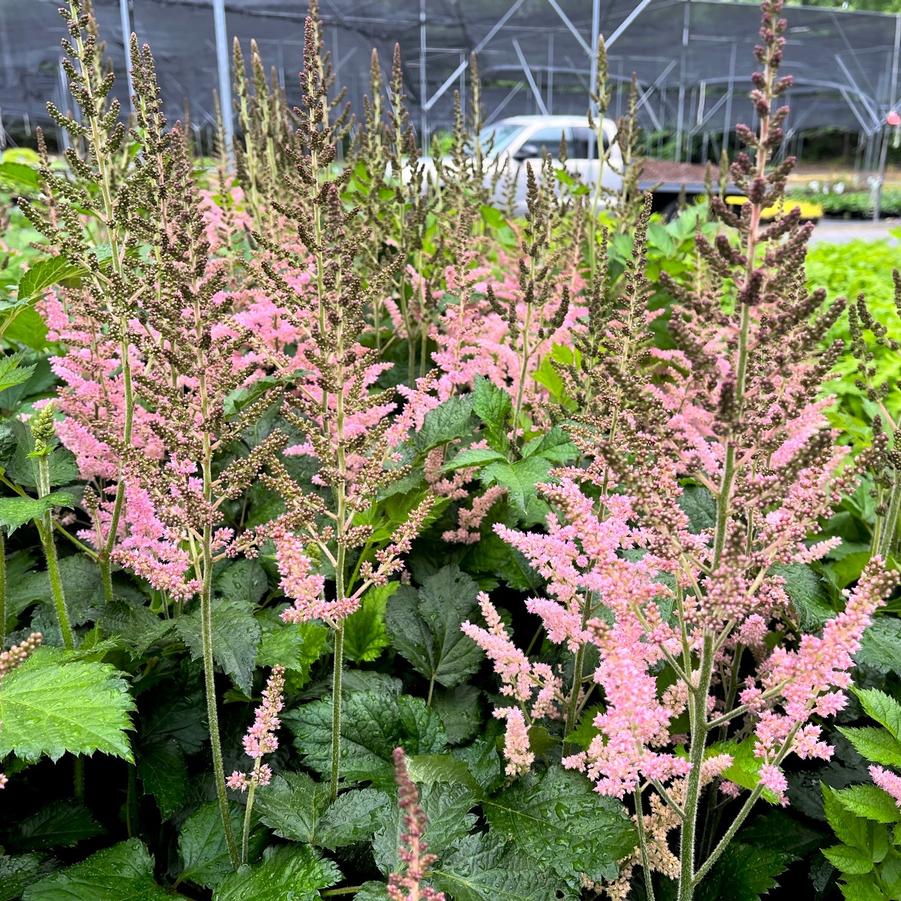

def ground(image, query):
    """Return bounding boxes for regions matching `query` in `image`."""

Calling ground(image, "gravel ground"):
[810,217,901,243]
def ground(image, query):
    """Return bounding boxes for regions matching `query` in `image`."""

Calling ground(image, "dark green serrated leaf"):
[317,788,392,849]
[386,565,482,688]
[482,766,635,886]
[857,619,901,676]
[462,532,542,591]
[177,597,261,694]
[679,484,716,533]
[354,883,391,901]
[3,419,78,489]
[738,809,825,859]
[285,691,447,788]
[216,559,269,605]
[13,800,104,851]
[137,738,189,819]
[179,802,264,889]
[774,563,835,631]
[373,780,478,874]
[23,839,174,901]
[253,771,330,844]
[0,652,134,762]
[0,492,73,536]
[473,378,512,452]
[414,395,474,453]
[432,684,482,744]
[214,844,341,901]
[695,842,793,901]
[344,582,398,663]
[431,831,569,901]
[0,854,55,901]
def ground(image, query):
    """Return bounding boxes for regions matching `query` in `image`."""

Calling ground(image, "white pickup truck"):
[418,114,714,216]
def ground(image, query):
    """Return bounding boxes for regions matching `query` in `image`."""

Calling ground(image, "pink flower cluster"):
[742,560,900,802]
[387,747,446,901]
[227,665,286,792]
[870,765,901,807]
[461,592,563,776]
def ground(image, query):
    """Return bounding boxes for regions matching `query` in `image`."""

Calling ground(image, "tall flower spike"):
[387,748,446,901]
[227,665,286,793]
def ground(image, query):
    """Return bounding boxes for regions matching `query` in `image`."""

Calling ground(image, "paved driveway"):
[810,218,901,243]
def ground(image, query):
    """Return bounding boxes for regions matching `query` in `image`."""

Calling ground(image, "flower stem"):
[241,760,260,864]
[330,621,345,802]
[692,784,763,887]
[35,455,75,651]
[876,471,901,560]
[200,524,240,869]
[634,786,656,901]
[677,635,714,901]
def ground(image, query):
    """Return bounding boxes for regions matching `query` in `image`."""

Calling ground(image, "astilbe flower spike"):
[458,1,900,897]
[870,765,901,807]
[387,748,446,901]
[227,665,286,793]
[227,666,286,864]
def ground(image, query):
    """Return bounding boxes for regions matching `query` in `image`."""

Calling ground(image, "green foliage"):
[12,800,104,851]
[385,564,482,690]
[0,492,73,536]
[176,596,261,694]
[430,831,567,900]
[694,843,794,901]
[179,802,264,889]
[214,845,342,900]
[22,839,175,900]
[481,766,636,887]
[821,688,901,899]
[343,581,397,662]
[285,690,447,787]
[0,651,134,762]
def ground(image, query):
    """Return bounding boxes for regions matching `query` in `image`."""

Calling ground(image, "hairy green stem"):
[199,523,240,869]
[330,622,345,801]
[876,472,901,560]
[692,784,764,887]
[676,635,714,901]
[35,455,75,651]
[242,761,260,864]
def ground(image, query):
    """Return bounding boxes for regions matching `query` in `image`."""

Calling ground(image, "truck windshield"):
[476,124,521,157]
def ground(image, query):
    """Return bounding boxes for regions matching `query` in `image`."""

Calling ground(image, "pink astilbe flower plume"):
[387,748,446,901]
[870,766,901,808]
[461,592,563,775]
[227,665,286,793]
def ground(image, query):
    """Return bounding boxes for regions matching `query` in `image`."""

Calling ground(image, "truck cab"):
[478,115,624,213]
